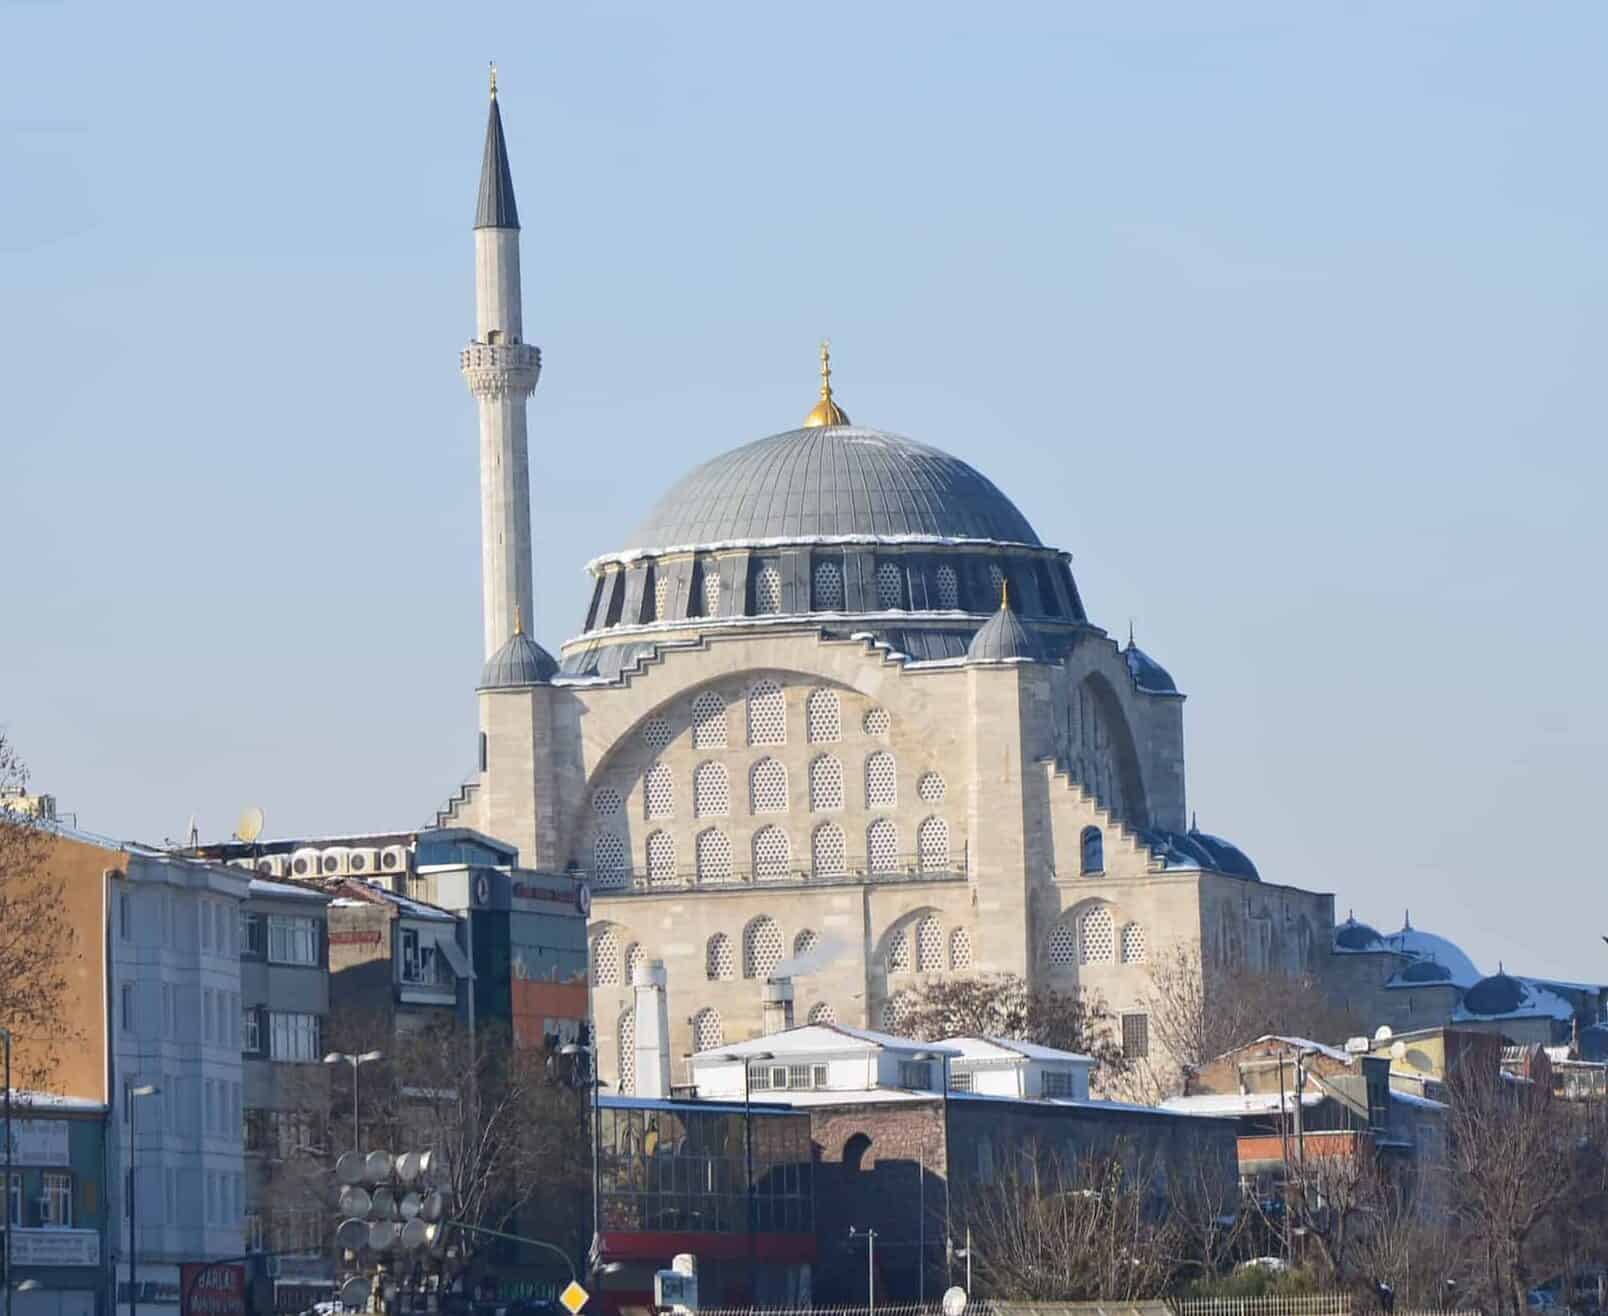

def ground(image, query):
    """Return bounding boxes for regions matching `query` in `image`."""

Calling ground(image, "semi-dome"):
[626,426,1042,552]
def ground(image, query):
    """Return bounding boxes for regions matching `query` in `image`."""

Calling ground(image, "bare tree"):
[888,972,1128,1077]
[0,736,80,1089]
[1164,1140,1249,1286]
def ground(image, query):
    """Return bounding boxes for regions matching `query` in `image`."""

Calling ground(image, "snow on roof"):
[1390,1089,1449,1112]
[1455,979,1576,1023]
[1250,1035,1354,1064]
[693,1024,959,1060]
[326,882,457,922]
[1160,1091,1325,1117]
[1381,926,1481,987]
[940,1036,1095,1065]
[4,1090,107,1112]
[248,878,330,902]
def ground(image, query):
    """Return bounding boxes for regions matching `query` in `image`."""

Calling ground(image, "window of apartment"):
[1042,1070,1075,1099]
[949,1071,973,1093]
[268,915,319,967]
[747,1065,770,1091]
[164,1169,177,1226]
[244,1212,265,1252]
[203,989,215,1044]
[1121,1012,1150,1059]
[41,1172,72,1227]
[206,1172,218,1226]
[399,928,448,986]
[897,1060,933,1090]
[242,1009,262,1055]
[269,1012,321,1062]
[121,983,135,1035]
[201,901,213,951]
[119,891,131,941]
[240,912,265,958]
[5,1173,20,1226]
[230,993,241,1049]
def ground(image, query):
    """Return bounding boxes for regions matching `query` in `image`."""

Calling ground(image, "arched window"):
[623,941,643,985]
[915,915,943,972]
[885,928,911,974]
[917,771,945,803]
[1080,906,1115,964]
[809,755,844,811]
[949,927,972,970]
[794,929,820,958]
[866,751,897,807]
[695,829,732,883]
[744,916,783,979]
[592,929,620,986]
[807,1001,837,1026]
[706,932,734,981]
[617,1010,636,1096]
[876,560,904,609]
[691,692,727,749]
[1121,923,1146,964]
[644,763,673,820]
[1046,923,1076,968]
[754,563,783,614]
[812,822,847,877]
[917,817,949,872]
[750,758,788,813]
[935,564,959,609]
[642,715,672,751]
[593,832,627,887]
[752,826,790,880]
[1080,826,1104,875]
[867,818,898,873]
[645,831,675,884]
[747,679,786,746]
[806,689,841,743]
[813,559,844,610]
[691,1007,723,1053]
[693,761,729,817]
[843,1132,871,1172]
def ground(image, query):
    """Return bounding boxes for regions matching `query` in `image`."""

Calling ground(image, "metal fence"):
[583,849,970,896]
[1170,1298,1353,1316]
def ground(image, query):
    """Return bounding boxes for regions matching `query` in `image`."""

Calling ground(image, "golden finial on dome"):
[1001,578,1010,611]
[513,605,523,635]
[803,339,851,428]
[489,62,499,98]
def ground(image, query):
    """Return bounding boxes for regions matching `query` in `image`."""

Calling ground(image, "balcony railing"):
[584,846,969,897]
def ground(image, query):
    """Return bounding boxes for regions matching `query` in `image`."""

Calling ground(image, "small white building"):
[941,1036,1093,1101]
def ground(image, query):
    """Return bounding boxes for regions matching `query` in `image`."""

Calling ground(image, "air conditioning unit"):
[347,848,380,878]
[228,858,255,872]
[318,847,351,878]
[379,844,410,877]
[255,854,290,879]
[289,848,322,879]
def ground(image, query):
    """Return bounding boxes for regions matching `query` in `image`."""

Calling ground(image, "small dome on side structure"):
[480,628,558,688]
[966,587,1046,664]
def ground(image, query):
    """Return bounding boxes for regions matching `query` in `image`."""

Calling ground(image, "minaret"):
[461,65,541,659]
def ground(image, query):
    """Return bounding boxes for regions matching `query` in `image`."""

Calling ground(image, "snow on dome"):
[1458,973,1575,1023]
[1382,925,1481,988]
[1334,917,1384,952]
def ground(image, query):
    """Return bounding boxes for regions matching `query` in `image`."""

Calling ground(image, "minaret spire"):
[461,71,541,659]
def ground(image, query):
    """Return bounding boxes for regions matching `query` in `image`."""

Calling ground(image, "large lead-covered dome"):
[626,426,1041,551]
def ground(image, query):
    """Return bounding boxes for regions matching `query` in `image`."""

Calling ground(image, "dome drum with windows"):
[562,347,1091,678]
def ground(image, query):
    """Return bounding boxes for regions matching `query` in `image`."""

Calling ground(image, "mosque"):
[438,79,1604,1089]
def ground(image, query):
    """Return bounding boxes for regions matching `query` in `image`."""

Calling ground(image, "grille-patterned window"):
[643,716,672,751]
[809,755,844,811]
[706,932,734,980]
[693,761,730,817]
[754,564,783,614]
[813,559,844,609]
[794,929,820,958]
[866,751,897,807]
[949,927,973,970]
[885,928,911,973]
[594,832,627,886]
[617,1011,636,1096]
[812,822,847,877]
[988,562,1006,604]
[1080,906,1115,964]
[646,831,676,884]
[744,916,783,978]
[917,771,945,803]
[653,572,669,622]
[917,817,950,872]
[592,930,620,986]
[699,563,721,617]
[1121,922,1147,964]
[1047,923,1076,968]
[747,680,786,746]
[807,1002,836,1026]
[750,758,788,813]
[691,692,727,749]
[695,829,733,883]
[593,787,623,818]
[1122,1012,1149,1059]
[864,707,891,738]
[752,826,790,880]
[876,561,904,609]
[935,564,959,609]
[624,942,643,984]
[806,688,841,743]
[881,994,912,1032]
[867,818,898,872]
[691,1007,723,1053]
[915,915,943,972]
[644,763,674,820]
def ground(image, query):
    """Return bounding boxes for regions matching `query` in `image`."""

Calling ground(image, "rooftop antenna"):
[235,806,265,846]
[1127,619,1135,648]
[186,815,199,849]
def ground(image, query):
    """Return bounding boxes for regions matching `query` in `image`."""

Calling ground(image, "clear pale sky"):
[4,3,1605,981]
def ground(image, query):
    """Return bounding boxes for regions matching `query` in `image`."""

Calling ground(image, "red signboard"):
[181,1263,248,1316]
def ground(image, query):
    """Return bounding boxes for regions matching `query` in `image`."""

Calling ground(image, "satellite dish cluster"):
[334,1148,452,1308]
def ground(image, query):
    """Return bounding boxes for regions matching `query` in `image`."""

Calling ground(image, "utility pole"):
[3,1026,13,1316]
[127,1085,161,1316]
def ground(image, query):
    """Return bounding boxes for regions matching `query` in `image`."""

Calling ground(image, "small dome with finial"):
[480,609,558,688]
[966,582,1046,663]
[803,340,851,428]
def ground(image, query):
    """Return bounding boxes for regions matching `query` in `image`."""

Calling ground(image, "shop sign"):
[181,1263,247,1316]
[11,1229,101,1267]
[4,1119,70,1167]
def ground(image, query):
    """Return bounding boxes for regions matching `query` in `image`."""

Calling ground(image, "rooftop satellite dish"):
[942,1287,969,1316]
[1391,1040,1408,1061]
[1374,1025,1394,1042]
[336,1152,366,1186]
[237,806,265,845]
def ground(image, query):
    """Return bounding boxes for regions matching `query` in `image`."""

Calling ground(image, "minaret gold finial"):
[1001,578,1010,611]
[489,62,498,98]
[803,339,851,428]
[514,605,523,636]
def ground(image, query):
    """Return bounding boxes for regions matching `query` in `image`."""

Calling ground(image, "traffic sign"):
[559,1281,589,1314]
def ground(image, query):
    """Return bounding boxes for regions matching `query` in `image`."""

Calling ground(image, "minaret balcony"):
[460,340,541,398]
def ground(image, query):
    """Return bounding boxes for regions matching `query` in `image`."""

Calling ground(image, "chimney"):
[633,958,672,1098]
[762,976,795,1034]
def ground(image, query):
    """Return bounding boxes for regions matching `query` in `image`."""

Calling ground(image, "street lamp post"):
[3,1025,13,1316]
[558,1041,605,1276]
[322,1052,382,1155]
[720,1051,772,1304]
[127,1084,161,1316]
[914,1051,953,1284]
